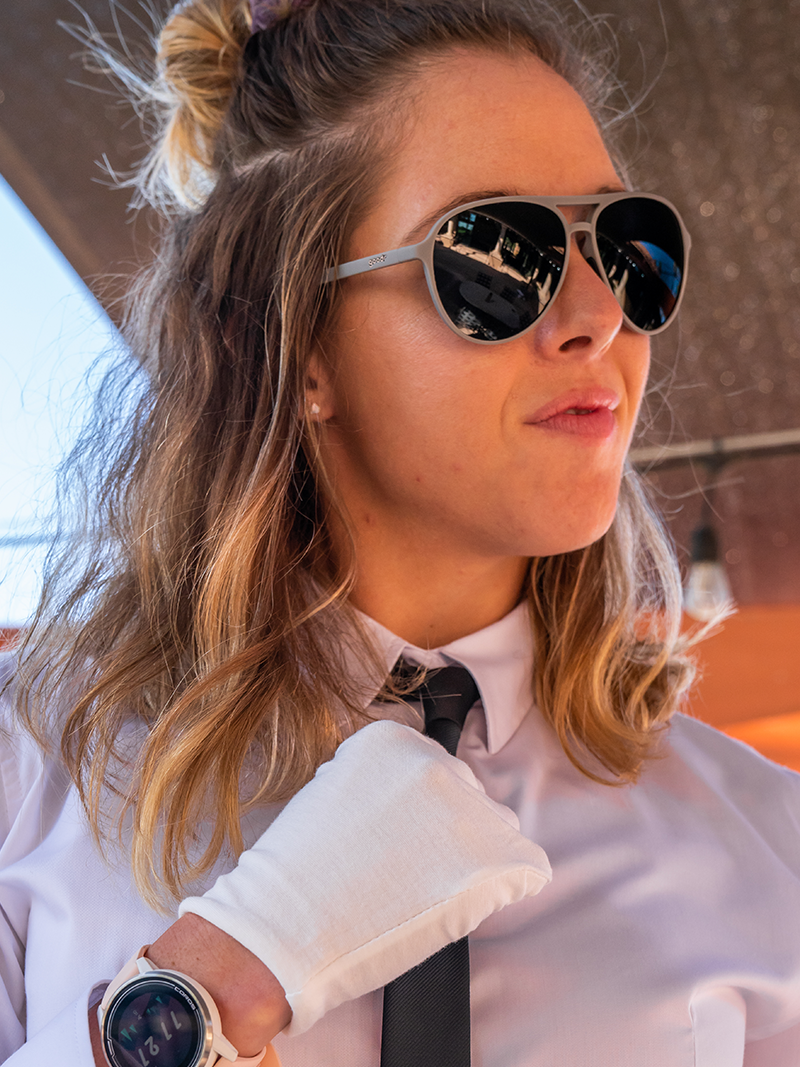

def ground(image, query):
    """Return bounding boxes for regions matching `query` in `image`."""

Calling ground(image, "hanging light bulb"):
[683,523,734,622]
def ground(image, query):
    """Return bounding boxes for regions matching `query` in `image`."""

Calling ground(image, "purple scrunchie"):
[250,0,314,32]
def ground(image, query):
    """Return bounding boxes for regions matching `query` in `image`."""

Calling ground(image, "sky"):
[0,175,117,626]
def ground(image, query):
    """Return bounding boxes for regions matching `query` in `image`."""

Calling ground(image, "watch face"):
[103,975,208,1067]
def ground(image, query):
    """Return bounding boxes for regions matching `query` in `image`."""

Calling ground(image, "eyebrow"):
[400,189,513,246]
[400,183,628,246]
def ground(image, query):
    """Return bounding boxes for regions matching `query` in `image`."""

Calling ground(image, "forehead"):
[354,49,620,253]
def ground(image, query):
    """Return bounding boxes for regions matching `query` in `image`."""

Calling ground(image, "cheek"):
[330,280,477,425]
[627,337,651,418]
[327,294,511,511]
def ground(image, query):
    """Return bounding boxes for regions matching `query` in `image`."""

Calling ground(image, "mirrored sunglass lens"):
[432,204,565,341]
[596,198,685,332]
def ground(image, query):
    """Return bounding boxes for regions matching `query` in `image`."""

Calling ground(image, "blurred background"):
[1,0,799,766]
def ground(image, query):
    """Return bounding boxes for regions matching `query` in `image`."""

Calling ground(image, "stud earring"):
[309,402,321,416]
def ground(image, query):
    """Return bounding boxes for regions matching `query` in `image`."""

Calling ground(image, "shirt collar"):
[356,601,535,755]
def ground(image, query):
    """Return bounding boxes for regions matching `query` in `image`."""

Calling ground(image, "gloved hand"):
[180,719,551,1034]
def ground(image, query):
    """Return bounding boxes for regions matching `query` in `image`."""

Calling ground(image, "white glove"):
[180,720,551,1034]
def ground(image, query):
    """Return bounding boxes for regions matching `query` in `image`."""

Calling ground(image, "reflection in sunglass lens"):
[597,198,685,332]
[429,197,685,340]
[432,205,566,341]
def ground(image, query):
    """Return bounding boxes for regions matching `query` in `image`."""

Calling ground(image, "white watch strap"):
[98,945,269,1067]
[98,944,151,1015]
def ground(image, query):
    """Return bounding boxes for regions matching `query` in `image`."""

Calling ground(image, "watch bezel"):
[101,969,215,1067]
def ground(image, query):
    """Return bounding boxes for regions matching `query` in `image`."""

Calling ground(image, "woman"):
[2,0,800,1063]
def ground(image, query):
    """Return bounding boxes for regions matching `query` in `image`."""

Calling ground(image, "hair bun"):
[153,0,252,207]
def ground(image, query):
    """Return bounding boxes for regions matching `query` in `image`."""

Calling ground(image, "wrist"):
[147,913,291,1057]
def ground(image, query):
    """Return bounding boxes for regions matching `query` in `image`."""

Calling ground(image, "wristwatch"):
[98,946,267,1067]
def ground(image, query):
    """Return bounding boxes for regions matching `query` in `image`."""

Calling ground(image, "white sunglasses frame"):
[323,191,692,343]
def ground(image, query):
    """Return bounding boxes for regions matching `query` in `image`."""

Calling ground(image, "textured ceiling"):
[1,0,799,601]
[577,0,800,603]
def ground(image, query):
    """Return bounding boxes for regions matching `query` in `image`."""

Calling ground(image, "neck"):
[345,545,529,649]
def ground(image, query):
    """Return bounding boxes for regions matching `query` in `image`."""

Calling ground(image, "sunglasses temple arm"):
[323,242,425,284]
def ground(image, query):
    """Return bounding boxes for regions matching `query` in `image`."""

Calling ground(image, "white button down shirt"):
[2,603,800,1065]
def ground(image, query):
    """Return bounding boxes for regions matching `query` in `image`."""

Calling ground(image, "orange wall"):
[0,629,18,651]
[684,606,800,772]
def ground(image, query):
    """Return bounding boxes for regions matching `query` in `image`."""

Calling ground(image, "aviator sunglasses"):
[325,192,691,343]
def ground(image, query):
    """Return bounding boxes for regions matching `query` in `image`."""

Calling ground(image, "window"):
[0,176,117,626]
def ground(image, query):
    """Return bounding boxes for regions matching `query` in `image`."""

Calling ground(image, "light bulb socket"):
[690,523,720,564]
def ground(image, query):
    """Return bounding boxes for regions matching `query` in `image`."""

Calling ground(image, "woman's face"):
[314,49,650,572]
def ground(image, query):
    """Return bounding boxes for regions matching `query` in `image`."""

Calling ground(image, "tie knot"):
[393,661,479,756]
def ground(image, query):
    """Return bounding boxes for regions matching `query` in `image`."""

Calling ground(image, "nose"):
[532,235,624,359]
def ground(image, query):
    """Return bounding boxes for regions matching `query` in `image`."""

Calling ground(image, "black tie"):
[380,662,480,1067]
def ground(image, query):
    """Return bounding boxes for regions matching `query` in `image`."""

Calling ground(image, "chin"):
[525,510,618,559]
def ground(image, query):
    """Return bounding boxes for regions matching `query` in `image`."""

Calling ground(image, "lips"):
[525,387,620,439]
[526,387,620,425]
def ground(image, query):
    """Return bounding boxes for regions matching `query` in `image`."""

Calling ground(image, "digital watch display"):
[102,973,210,1067]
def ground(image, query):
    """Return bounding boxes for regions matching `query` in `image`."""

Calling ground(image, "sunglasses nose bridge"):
[563,219,595,258]
[565,219,593,240]
[561,218,599,277]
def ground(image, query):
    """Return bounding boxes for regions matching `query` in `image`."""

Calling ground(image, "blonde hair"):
[13,0,694,909]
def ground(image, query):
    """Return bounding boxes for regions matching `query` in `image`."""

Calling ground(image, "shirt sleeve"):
[0,654,102,1065]
[0,654,37,1059]
[0,985,101,1065]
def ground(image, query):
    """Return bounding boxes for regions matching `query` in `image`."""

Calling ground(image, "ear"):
[304,347,336,422]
